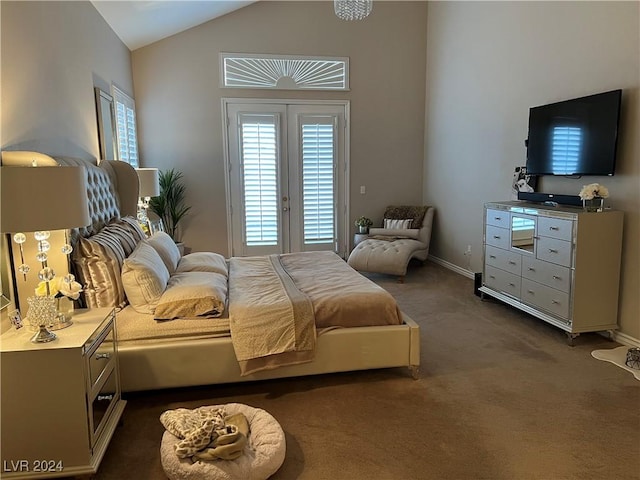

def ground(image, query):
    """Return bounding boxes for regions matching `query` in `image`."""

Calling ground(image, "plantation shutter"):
[301,119,335,245]
[240,115,279,246]
[113,86,139,168]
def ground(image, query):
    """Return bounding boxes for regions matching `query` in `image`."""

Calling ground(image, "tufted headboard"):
[1,151,140,310]
[1,151,139,238]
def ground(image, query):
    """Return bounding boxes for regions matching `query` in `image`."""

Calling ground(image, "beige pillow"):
[383,218,412,229]
[121,241,170,314]
[147,231,181,274]
[155,272,228,320]
[176,252,228,277]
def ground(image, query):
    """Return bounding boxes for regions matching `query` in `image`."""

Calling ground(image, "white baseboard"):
[428,255,475,279]
[428,255,640,347]
[610,331,640,347]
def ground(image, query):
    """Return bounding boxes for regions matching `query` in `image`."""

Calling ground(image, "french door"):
[224,100,349,257]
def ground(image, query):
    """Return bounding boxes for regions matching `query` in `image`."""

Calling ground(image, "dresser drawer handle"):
[552,275,561,280]
[549,226,559,231]
[493,235,501,239]
[95,353,111,360]
[489,255,496,259]
[551,300,560,305]
[489,275,495,279]
[528,267,535,271]
[527,290,534,294]
[97,394,114,402]
[508,261,516,265]
[508,283,516,287]
[548,248,558,253]
[494,217,501,221]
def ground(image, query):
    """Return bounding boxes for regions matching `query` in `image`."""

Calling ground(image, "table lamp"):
[135,168,160,228]
[1,165,90,342]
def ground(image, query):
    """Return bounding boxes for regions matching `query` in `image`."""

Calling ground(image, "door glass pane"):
[302,123,334,244]
[241,120,278,246]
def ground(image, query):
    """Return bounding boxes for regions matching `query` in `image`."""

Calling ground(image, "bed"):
[2,151,420,392]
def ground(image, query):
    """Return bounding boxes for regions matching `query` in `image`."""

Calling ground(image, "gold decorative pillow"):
[75,232,127,308]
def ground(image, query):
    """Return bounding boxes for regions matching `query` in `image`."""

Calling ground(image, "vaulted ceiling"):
[91,1,256,50]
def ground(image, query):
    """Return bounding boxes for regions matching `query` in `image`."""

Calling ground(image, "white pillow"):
[176,252,228,277]
[121,241,170,314]
[147,231,181,274]
[155,272,228,320]
[384,218,412,229]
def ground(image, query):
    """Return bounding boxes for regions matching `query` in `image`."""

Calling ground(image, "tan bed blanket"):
[229,251,401,375]
[229,254,316,376]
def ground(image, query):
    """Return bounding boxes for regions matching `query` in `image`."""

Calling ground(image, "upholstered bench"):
[160,403,286,480]
[348,206,434,281]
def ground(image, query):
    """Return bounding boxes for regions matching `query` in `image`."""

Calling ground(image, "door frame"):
[221,98,351,257]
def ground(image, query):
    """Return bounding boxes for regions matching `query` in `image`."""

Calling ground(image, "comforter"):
[229,251,401,375]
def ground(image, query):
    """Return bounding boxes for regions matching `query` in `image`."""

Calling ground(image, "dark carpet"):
[95,262,640,480]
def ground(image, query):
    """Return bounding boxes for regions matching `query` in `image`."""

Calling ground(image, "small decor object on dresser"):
[579,183,609,212]
[511,166,537,200]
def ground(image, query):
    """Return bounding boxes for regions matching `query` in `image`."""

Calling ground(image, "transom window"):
[221,53,349,91]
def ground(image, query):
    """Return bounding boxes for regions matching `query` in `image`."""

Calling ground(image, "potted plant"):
[149,168,191,246]
[355,216,373,234]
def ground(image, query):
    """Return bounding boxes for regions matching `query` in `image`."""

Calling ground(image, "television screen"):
[525,89,622,176]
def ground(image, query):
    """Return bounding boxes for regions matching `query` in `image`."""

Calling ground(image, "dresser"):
[1,308,126,478]
[479,201,623,344]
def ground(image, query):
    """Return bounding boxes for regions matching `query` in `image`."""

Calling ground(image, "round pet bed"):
[161,403,286,480]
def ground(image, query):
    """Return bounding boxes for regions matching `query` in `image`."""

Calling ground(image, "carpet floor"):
[95,261,640,480]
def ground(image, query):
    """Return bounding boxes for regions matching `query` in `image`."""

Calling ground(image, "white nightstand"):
[1,308,126,479]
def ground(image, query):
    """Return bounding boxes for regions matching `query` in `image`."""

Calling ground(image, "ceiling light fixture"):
[334,0,373,21]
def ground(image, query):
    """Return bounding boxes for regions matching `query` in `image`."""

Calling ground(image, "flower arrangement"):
[354,216,373,228]
[579,183,609,200]
[35,275,83,300]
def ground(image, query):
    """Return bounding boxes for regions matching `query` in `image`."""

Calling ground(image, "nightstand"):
[1,308,126,479]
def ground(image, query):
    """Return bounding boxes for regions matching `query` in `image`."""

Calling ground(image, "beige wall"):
[0,1,133,316]
[132,1,428,255]
[1,1,133,158]
[424,1,639,339]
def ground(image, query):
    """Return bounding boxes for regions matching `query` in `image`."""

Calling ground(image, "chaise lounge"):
[347,205,434,281]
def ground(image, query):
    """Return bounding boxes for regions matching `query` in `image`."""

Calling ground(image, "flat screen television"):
[525,89,622,176]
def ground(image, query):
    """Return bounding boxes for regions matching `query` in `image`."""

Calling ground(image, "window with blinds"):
[112,86,139,168]
[552,126,582,175]
[302,123,335,245]
[241,119,279,246]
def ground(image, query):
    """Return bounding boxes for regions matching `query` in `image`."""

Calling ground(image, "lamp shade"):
[1,166,91,233]
[136,168,160,197]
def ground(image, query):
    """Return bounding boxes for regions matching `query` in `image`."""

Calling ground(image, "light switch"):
[360,185,366,194]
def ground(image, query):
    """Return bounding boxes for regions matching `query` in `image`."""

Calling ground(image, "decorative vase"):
[582,197,604,213]
[26,295,57,343]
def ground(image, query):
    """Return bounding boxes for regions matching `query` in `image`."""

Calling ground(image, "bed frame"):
[2,151,420,392]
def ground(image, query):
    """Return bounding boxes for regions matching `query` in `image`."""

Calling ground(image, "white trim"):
[610,331,640,348]
[220,53,350,91]
[427,255,475,279]
[221,98,351,258]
